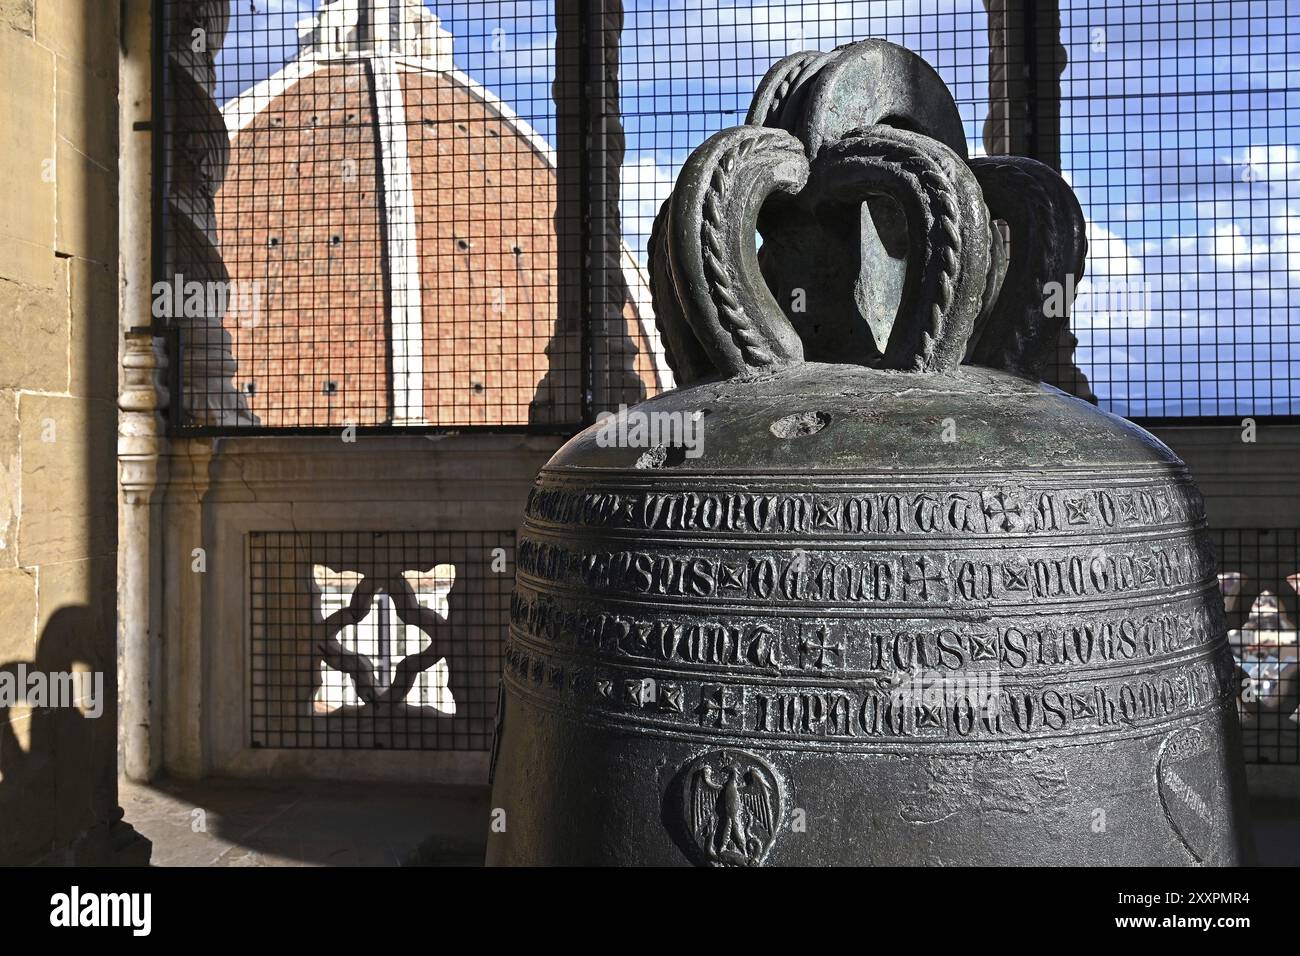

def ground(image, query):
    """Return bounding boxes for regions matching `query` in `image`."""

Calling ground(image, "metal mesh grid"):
[159,2,1300,428]
[1053,0,1300,418]
[249,530,513,750]
[616,3,991,264]
[1212,527,1300,764]
[159,0,667,431]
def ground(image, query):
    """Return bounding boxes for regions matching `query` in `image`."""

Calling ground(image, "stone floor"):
[122,776,1300,866]
[120,777,488,866]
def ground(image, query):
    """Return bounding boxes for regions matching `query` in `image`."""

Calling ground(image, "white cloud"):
[620,154,679,262]
[1210,224,1253,268]
[1082,221,1143,280]
[1238,144,1300,184]
[1074,222,1152,331]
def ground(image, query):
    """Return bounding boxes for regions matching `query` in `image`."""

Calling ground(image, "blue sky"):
[214,0,1299,416]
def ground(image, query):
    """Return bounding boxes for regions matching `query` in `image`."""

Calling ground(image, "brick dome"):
[215,4,668,427]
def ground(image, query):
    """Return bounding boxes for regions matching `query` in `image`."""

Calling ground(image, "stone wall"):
[0,0,147,864]
[156,433,561,783]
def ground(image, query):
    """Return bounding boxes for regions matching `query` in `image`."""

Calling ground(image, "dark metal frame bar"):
[576,0,595,428]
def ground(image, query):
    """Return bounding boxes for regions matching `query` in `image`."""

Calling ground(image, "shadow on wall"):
[0,607,144,864]
[0,0,154,864]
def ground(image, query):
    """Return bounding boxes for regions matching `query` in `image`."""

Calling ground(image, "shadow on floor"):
[120,777,488,866]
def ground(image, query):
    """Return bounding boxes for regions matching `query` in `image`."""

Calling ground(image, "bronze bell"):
[488,39,1252,866]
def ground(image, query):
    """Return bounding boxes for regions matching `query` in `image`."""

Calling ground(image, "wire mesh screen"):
[157,2,1300,429]
[249,530,513,750]
[617,3,991,264]
[1053,0,1300,418]
[1213,527,1300,764]
[159,0,668,431]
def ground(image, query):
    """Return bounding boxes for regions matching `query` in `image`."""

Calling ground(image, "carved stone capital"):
[119,331,170,504]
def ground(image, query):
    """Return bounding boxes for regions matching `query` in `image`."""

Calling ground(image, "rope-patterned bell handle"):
[658,126,810,380]
[814,126,991,371]
[966,156,1089,378]
[649,39,1086,384]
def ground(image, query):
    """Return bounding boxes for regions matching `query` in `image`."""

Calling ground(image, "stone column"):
[117,0,165,784]
[165,0,256,425]
[982,0,1095,402]
[118,334,169,781]
[535,0,643,424]
[161,437,214,779]
[982,0,1028,159]
[587,0,643,412]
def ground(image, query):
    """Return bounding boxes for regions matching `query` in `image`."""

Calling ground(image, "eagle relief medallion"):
[675,750,784,867]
